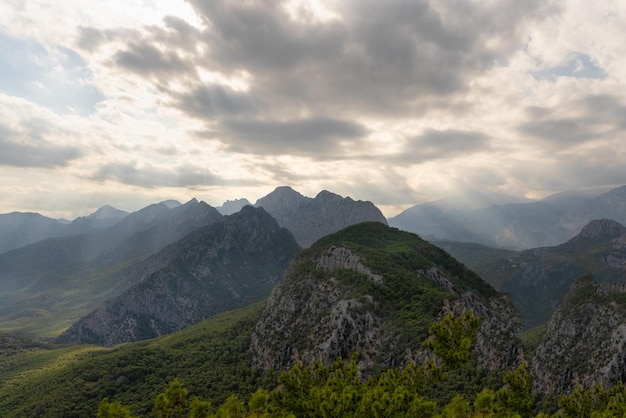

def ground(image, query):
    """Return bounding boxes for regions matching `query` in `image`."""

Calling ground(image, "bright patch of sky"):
[1,0,626,219]
[531,52,607,81]
[0,33,104,115]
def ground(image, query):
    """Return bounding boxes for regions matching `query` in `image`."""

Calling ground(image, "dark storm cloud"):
[91,163,233,188]
[0,122,81,168]
[518,94,626,148]
[102,0,545,123]
[519,118,593,145]
[172,84,256,118]
[198,0,542,114]
[219,117,369,156]
[391,129,491,164]
[115,42,191,77]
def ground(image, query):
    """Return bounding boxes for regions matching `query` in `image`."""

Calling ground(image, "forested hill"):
[251,221,522,374]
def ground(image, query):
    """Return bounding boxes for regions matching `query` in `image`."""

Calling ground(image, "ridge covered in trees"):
[97,310,626,418]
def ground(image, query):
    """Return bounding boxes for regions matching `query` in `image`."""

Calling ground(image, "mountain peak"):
[578,219,626,240]
[315,190,346,201]
[266,186,304,198]
[217,198,252,215]
[86,205,128,220]
[160,200,181,209]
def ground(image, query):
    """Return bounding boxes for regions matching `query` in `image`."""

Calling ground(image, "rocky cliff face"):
[255,187,388,248]
[250,222,523,374]
[532,276,626,394]
[463,219,626,327]
[58,206,300,346]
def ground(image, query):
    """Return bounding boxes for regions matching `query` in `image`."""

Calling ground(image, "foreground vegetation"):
[97,310,626,418]
[0,302,274,417]
[3,301,626,417]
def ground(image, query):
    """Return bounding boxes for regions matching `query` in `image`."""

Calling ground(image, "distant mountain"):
[532,276,626,394]
[0,212,66,254]
[390,186,626,250]
[159,200,181,209]
[251,222,522,373]
[65,205,129,235]
[59,206,300,346]
[0,205,128,254]
[0,199,223,337]
[388,191,538,247]
[449,219,626,327]
[216,198,252,215]
[255,186,388,248]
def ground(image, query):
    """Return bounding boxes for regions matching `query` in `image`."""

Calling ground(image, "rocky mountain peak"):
[251,222,522,374]
[217,198,252,215]
[254,186,387,248]
[315,190,346,201]
[578,219,626,240]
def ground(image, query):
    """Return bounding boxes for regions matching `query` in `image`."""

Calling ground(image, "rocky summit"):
[250,222,523,374]
[255,186,388,248]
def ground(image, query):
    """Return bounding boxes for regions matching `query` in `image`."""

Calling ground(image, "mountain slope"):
[532,275,626,394]
[64,205,128,236]
[251,222,522,374]
[255,186,388,248]
[0,303,271,418]
[461,219,626,327]
[0,212,66,254]
[59,206,300,346]
[0,199,223,337]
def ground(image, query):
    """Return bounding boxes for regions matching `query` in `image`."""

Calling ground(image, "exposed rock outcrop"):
[532,276,626,394]
[255,187,387,248]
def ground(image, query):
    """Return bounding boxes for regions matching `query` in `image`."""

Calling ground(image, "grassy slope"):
[0,302,272,418]
[0,255,148,338]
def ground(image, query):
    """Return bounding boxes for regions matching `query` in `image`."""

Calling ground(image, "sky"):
[1,0,625,219]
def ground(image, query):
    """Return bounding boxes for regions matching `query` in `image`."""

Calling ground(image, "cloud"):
[115,42,192,78]
[518,94,626,148]
[91,162,259,188]
[0,121,81,168]
[171,84,256,118]
[389,129,491,164]
[98,0,546,121]
[218,117,369,157]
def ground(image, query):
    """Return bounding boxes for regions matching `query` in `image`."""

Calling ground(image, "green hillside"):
[0,302,272,418]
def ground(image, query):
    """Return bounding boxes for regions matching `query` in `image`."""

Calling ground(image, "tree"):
[496,363,532,418]
[154,379,189,418]
[424,310,481,370]
[97,398,134,418]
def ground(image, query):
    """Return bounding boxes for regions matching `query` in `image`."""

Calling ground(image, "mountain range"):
[4,184,626,416]
[58,206,300,346]
[436,218,626,328]
[390,186,626,250]
[0,187,386,338]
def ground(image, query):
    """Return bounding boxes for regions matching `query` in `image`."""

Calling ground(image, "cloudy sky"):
[1,0,625,219]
